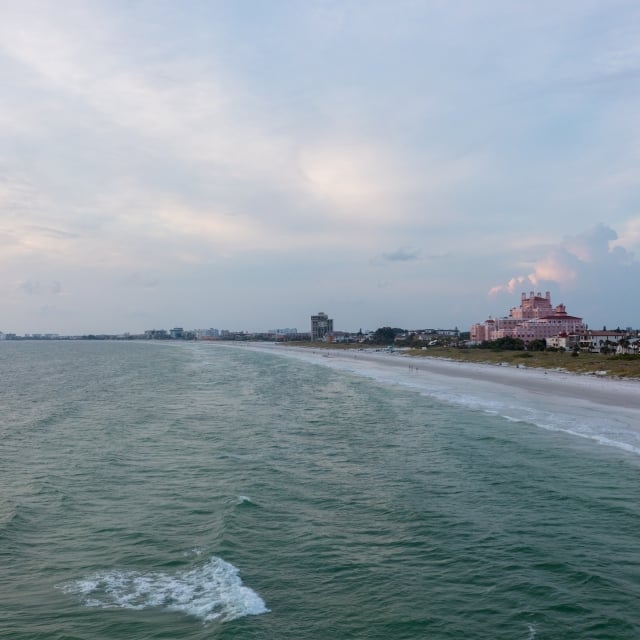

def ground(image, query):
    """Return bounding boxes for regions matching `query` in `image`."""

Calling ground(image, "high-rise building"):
[311,312,333,341]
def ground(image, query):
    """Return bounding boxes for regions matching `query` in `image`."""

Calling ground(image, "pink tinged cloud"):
[488,275,527,296]
[488,224,625,296]
[527,253,577,286]
[612,217,640,252]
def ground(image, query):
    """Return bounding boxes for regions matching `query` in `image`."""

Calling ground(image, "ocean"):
[1,341,639,639]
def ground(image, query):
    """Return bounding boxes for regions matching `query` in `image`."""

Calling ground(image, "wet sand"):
[257,345,640,412]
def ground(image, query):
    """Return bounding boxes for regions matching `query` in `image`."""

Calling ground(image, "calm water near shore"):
[1,341,639,639]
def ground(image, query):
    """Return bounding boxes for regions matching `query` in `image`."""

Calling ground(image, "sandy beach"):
[338,349,640,410]
[241,344,640,412]
[224,344,635,455]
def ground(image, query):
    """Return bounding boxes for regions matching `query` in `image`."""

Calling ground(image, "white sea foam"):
[236,344,640,456]
[61,556,268,623]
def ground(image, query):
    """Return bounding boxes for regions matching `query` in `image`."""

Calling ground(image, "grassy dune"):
[405,347,640,379]
[291,342,640,379]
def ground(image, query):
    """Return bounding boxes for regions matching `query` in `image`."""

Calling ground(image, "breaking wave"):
[60,556,268,623]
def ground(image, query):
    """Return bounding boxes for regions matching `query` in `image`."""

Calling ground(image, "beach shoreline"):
[240,343,640,412]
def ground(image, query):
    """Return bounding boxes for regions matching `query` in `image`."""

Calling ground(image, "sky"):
[1,0,639,334]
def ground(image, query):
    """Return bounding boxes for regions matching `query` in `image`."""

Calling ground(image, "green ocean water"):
[1,341,639,639]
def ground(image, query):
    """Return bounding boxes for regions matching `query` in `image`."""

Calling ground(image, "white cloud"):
[611,216,640,252]
[298,141,407,217]
[490,224,634,294]
[2,2,640,332]
[18,279,62,296]
[488,223,639,325]
[381,247,421,262]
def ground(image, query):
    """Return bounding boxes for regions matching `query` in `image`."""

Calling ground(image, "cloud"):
[380,247,421,262]
[2,2,640,333]
[488,223,640,325]
[488,275,528,296]
[561,224,619,263]
[121,273,160,289]
[19,280,62,296]
[27,226,78,240]
[527,252,579,287]
[298,141,411,218]
[612,216,640,252]
[489,224,635,295]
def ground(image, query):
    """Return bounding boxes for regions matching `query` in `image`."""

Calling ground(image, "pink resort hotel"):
[471,291,585,344]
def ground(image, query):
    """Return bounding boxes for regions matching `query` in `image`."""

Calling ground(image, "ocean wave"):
[426,389,640,455]
[0,502,18,529]
[255,346,640,457]
[60,555,268,623]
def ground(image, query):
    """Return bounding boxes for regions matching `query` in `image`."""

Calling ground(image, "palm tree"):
[618,337,630,354]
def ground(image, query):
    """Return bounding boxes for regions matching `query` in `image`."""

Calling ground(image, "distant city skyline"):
[2,2,639,334]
